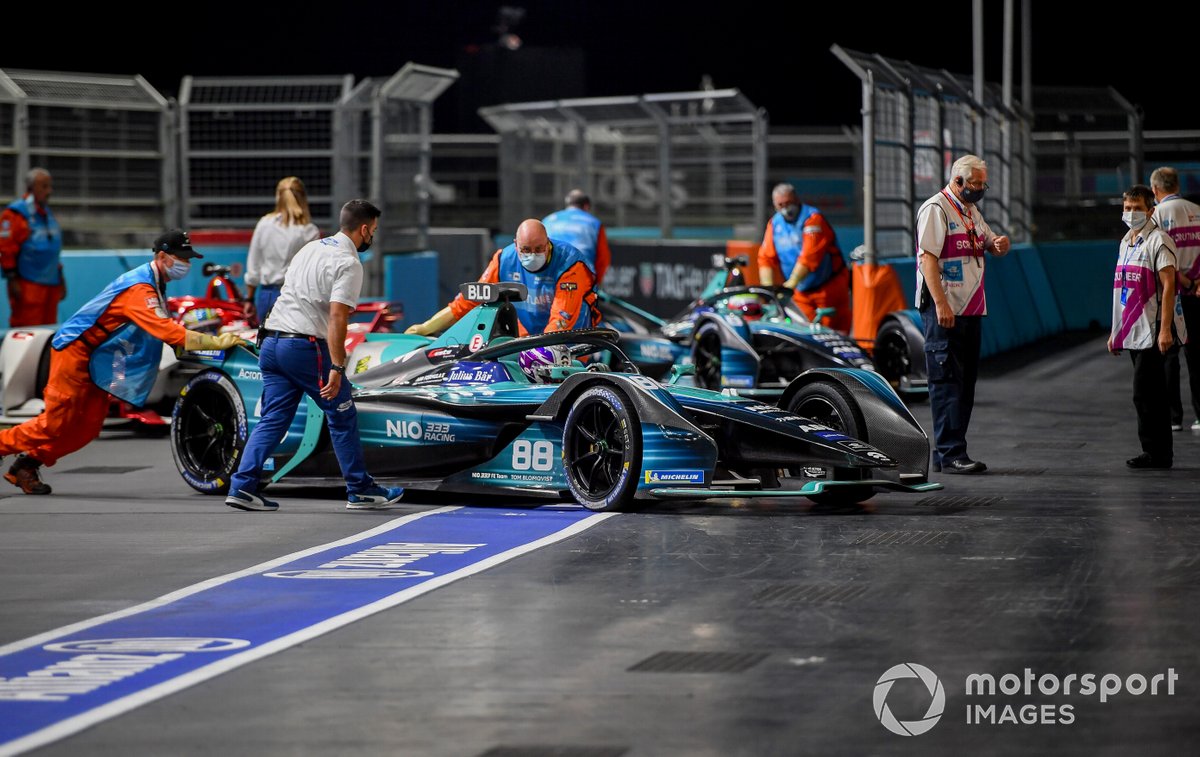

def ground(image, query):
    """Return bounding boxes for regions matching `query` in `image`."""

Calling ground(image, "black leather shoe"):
[942,458,987,474]
[1126,453,1172,469]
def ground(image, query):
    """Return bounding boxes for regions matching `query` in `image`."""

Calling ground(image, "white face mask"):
[165,257,192,280]
[1122,210,1147,229]
[518,252,548,272]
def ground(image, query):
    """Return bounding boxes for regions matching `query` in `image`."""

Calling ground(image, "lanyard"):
[941,190,983,267]
[1119,230,1148,304]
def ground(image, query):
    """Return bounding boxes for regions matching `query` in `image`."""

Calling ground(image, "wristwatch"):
[331,363,346,375]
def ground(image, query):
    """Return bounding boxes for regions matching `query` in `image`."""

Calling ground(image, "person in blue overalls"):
[542,189,611,285]
[405,219,601,337]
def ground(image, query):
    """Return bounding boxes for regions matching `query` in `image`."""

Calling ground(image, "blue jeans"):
[230,335,373,495]
[921,307,982,465]
[254,285,282,324]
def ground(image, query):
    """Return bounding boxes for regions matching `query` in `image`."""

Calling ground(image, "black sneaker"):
[5,455,52,495]
[1126,454,1171,469]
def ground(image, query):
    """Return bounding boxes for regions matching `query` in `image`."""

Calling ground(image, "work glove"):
[185,330,250,351]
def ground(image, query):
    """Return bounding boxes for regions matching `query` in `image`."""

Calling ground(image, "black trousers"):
[1131,347,1173,462]
[1164,295,1200,424]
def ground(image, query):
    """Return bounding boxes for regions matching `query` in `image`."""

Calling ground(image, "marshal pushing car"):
[170,283,940,511]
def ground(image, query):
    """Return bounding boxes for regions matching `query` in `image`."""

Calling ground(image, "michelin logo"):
[644,469,704,484]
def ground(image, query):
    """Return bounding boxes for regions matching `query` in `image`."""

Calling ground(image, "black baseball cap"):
[152,229,203,259]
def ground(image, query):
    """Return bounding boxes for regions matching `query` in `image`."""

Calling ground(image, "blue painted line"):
[0,505,614,756]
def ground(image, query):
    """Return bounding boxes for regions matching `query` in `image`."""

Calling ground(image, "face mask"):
[781,203,800,222]
[1123,210,1147,229]
[357,229,374,253]
[165,257,191,280]
[959,182,987,204]
[518,252,548,272]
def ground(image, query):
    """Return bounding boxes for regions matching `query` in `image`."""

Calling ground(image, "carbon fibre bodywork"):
[171,284,939,509]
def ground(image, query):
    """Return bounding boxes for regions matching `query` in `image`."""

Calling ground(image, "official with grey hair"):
[1149,166,1200,431]
[914,155,1011,474]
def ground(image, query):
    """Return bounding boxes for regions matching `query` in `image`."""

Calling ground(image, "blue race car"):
[602,256,928,397]
[170,283,940,510]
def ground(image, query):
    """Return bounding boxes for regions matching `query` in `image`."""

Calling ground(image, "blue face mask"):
[166,257,191,280]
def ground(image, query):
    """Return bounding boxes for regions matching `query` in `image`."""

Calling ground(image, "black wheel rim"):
[567,399,627,499]
[795,396,845,432]
[178,385,238,479]
[875,333,909,387]
[694,331,722,390]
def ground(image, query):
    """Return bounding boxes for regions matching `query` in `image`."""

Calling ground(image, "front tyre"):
[785,380,874,507]
[171,370,248,494]
[562,385,642,512]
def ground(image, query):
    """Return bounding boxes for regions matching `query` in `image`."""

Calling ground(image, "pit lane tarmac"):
[1,332,1197,756]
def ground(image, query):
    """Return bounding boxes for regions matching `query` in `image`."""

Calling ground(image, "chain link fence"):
[479,90,768,237]
[0,69,172,241]
[833,46,1033,259]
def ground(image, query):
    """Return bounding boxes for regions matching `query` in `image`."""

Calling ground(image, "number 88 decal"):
[513,440,555,471]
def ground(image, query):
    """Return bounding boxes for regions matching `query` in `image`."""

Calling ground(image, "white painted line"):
[0,506,456,658]
[0,510,616,757]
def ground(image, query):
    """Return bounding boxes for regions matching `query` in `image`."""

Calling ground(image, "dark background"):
[10,2,1186,133]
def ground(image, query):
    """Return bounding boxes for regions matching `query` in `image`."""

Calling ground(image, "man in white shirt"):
[225,199,404,511]
[1109,184,1180,469]
[1149,166,1200,431]
[915,155,1011,474]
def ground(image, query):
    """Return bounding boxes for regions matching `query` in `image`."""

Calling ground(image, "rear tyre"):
[874,320,911,388]
[691,322,723,390]
[785,381,874,506]
[562,385,642,511]
[171,370,248,494]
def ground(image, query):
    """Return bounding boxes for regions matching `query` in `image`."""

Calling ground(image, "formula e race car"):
[601,284,874,396]
[169,282,940,510]
[603,255,928,397]
[0,263,404,430]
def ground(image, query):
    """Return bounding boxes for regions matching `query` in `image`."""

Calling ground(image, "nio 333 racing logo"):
[387,420,456,443]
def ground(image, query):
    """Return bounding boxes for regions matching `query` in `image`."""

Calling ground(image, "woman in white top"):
[244,176,320,323]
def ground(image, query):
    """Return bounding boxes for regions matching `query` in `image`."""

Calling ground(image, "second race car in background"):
[602,254,928,398]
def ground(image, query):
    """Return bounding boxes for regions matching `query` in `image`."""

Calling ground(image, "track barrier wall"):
[0,233,1116,362]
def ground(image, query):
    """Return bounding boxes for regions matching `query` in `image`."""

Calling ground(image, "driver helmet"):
[518,345,572,383]
[180,307,222,332]
[727,293,763,321]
